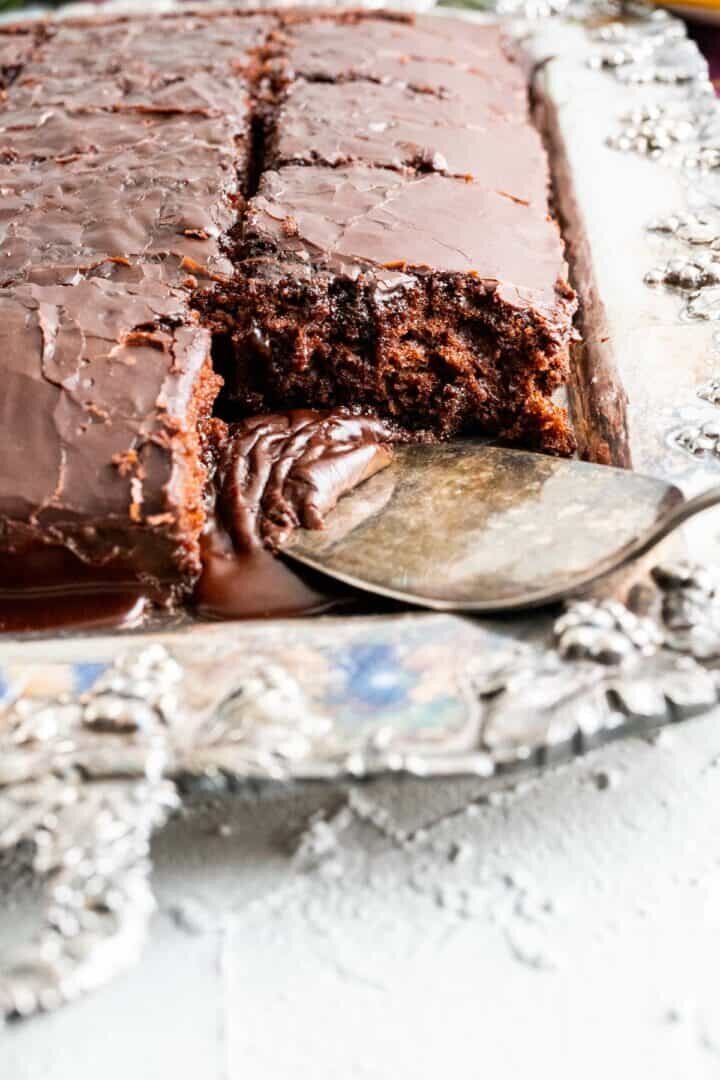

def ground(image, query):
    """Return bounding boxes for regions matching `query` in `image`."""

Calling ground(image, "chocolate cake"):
[0,9,576,624]
[265,78,549,201]
[219,163,573,445]
[0,277,219,596]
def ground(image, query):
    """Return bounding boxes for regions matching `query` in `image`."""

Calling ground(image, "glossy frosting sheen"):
[197,410,393,620]
[247,165,568,313]
[270,79,549,203]
[281,16,527,116]
[217,410,394,550]
[0,277,213,578]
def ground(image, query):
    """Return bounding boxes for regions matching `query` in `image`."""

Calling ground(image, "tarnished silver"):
[646,251,720,291]
[472,625,720,769]
[4,560,720,1022]
[3,0,720,1024]
[644,203,720,322]
[0,644,181,1021]
[492,0,619,17]
[493,0,570,15]
[589,8,711,92]
[697,378,720,406]
[284,442,720,612]
[554,599,663,664]
[647,210,720,247]
[606,101,700,157]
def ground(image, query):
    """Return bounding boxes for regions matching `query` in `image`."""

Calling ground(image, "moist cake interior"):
[0,8,577,623]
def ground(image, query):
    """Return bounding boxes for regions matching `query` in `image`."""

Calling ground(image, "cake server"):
[283,441,720,612]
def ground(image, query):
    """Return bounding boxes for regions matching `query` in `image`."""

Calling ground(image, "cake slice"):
[266,78,549,203]
[277,14,527,119]
[0,9,257,603]
[7,10,272,114]
[0,275,220,599]
[30,12,274,78]
[212,163,576,451]
[0,111,242,288]
[0,10,257,289]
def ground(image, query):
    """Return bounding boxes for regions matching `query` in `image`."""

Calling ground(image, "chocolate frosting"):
[195,409,393,620]
[246,164,571,317]
[216,409,394,551]
[0,11,254,291]
[33,13,273,78]
[0,116,240,287]
[0,276,214,580]
[0,99,249,162]
[281,15,526,118]
[270,78,548,201]
[9,68,248,118]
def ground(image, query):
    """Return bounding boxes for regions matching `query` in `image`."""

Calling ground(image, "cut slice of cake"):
[213,163,576,452]
[0,275,220,599]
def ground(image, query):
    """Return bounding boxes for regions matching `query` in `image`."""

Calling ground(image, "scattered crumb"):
[167,897,214,936]
[505,924,560,972]
[292,804,353,873]
[448,841,474,865]
[593,768,621,791]
[647,729,675,749]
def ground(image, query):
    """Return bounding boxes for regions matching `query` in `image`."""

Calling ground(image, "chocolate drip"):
[217,409,393,550]
[195,409,393,619]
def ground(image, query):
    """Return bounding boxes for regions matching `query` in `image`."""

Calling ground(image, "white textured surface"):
[2,719,720,1078]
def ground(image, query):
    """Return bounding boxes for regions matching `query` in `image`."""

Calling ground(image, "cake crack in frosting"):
[0,8,577,626]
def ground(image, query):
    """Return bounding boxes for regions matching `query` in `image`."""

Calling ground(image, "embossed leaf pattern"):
[0,778,178,1020]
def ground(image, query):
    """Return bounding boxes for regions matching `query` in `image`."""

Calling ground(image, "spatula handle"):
[623,484,720,565]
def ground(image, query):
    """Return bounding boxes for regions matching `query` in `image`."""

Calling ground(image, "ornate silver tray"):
[2,0,720,1022]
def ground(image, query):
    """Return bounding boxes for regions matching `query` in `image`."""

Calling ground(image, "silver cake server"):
[283,441,720,612]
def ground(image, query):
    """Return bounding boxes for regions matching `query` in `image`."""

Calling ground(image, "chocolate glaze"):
[216,410,394,549]
[0,117,241,287]
[269,79,548,202]
[9,68,248,117]
[196,410,393,620]
[0,591,147,634]
[280,15,526,119]
[33,12,273,78]
[245,164,572,319]
[195,528,342,621]
[0,276,218,585]
[1,103,248,165]
[0,543,153,632]
[0,11,256,291]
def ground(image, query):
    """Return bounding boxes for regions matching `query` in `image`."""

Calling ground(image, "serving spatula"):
[283,441,720,612]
